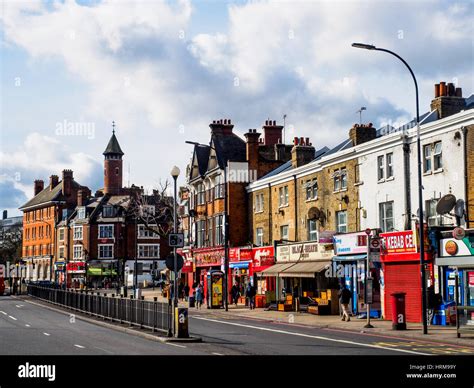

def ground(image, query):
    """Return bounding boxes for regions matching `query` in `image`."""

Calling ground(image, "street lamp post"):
[186,141,229,311]
[171,165,180,335]
[352,43,428,334]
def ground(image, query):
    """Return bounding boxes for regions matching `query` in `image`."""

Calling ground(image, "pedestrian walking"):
[231,283,240,307]
[184,284,190,302]
[195,283,204,309]
[245,283,256,310]
[338,285,352,322]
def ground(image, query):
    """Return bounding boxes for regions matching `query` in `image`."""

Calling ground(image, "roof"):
[19,180,82,210]
[211,132,247,169]
[195,145,210,176]
[103,132,124,156]
[0,216,23,228]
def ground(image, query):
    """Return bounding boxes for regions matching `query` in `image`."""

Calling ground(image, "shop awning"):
[260,263,295,276]
[279,261,331,278]
[436,256,474,267]
[332,254,367,262]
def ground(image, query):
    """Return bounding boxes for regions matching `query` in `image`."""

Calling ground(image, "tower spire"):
[112,120,116,135]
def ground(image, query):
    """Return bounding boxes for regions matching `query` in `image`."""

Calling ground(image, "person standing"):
[195,283,204,309]
[246,283,256,310]
[338,285,352,322]
[231,283,240,307]
[184,284,190,302]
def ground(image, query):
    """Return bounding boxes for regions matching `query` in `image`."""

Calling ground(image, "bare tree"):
[0,224,22,265]
[126,180,176,238]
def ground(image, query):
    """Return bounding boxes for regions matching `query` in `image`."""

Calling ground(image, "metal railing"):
[28,285,171,334]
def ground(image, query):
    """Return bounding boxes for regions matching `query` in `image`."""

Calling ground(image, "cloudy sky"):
[1,0,472,216]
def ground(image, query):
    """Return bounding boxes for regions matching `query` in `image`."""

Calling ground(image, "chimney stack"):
[49,175,59,191]
[291,136,315,168]
[349,123,376,146]
[210,118,234,136]
[430,81,466,119]
[77,188,90,207]
[245,129,261,176]
[262,119,283,146]
[34,180,44,196]
[2,210,7,220]
[62,169,73,197]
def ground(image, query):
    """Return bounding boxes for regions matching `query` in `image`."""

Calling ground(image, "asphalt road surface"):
[1,295,473,356]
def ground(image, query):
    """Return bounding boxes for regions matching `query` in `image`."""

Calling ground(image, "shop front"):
[86,260,119,289]
[263,241,336,312]
[252,246,276,307]
[54,261,66,286]
[229,247,252,304]
[380,230,434,323]
[436,229,474,325]
[193,247,224,306]
[66,261,86,289]
[177,248,194,292]
[333,232,381,318]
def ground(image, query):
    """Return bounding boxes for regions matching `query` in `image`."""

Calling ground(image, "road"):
[1,295,473,355]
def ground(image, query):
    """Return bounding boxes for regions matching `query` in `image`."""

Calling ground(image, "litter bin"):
[391,292,407,330]
[121,286,127,297]
[134,288,142,299]
[189,296,195,308]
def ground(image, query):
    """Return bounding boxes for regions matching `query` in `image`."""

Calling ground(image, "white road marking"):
[74,344,85,349]
[0,311,7,315]
[94,346,114,354]
[25,324,31,327]
[15,305,24,308]
[43,332,50,336]
[212,352,224,356]
[166,342,186,348]
[8,316,17,321]
[192,316,431,356]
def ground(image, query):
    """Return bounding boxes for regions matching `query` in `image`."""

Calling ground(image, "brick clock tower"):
[103,122,124,195]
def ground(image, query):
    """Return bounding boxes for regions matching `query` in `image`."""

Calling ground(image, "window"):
[354,164,361,184]
[215,215,224,246]
[308,219,318,241]
[377,155,385,181]
[138,244,160,258]
[336,211,347,233]
[207,218,214,246]
[99,225,114,239]
[423,144,432,173]
[379,202,394,232]
[279,186,289,207]
[73,226,83,240]
[137,224,157,238]
[386,153,394,178]
[196,220,206,247]
[141,205,155,216]
[433,142,442,170]
[305,179,318,200]
[255,193,264,212]
[197,183,205,205]
[77,207,86,219]
[58,228,64,241]
[256,227,264,246]
[214,175,225,199]
[280,225,289,240]
[333,168,347,191]
[102,206,115,218]
[58,246,65,259]
[426,199,442,226]
[98,244,114,259]
[73,245,83,259]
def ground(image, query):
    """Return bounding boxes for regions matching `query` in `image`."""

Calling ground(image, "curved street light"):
[352,43,428,335]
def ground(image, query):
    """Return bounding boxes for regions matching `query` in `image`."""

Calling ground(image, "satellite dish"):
[436,194,457,215]
[454,199,465,219]
[308,207,321,220]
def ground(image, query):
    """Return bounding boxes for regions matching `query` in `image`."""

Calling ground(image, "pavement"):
[15,288,474,355]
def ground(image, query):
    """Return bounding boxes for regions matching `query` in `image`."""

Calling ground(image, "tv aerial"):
[436,194,466,226]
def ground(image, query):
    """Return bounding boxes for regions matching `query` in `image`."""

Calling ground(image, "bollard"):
[174,307,189,338]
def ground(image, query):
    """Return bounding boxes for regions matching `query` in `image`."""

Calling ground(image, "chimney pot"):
[3,210,7,220]
[294,137,299,145]
[305,137,309,145]
[273,120,276,126]
[447,83,455,96]
[434,83,440,98]
[439,81,447,96]
[455,87,462,97]
[34,179,44,196]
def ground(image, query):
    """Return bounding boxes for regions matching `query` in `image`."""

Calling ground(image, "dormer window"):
[103,206,115,218]
[77,207,86,219]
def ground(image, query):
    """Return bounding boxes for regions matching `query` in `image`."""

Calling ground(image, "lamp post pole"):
[352,43,428,334]
[171,166,180,336]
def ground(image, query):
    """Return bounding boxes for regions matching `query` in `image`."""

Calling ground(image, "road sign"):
[165,254,184,271]
[370,237,381,250]
[168,233,184,248]
[365,228,372,236]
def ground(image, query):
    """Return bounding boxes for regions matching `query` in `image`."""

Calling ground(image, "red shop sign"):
[381,230,417,254]
[252,246,275,267]
[66,261,86,273]
[194,249,224,267]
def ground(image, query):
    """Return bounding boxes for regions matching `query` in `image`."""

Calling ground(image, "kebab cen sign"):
[276,242,333,262]
[380,230,417,254]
